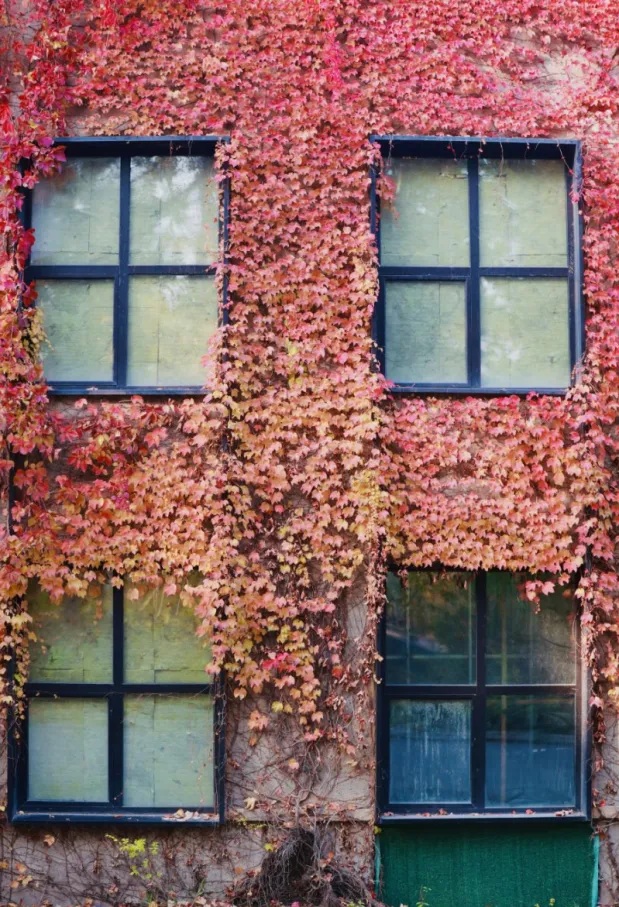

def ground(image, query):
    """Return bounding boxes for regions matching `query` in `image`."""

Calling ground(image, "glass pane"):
[130,156,217,265]
[37,279,114,382]
[386,572,476,684]
[381,158,469,266]
[480,278,570,388]
[486,573,576,685]
[124,584,211,684]
[28,699,108,801]
[31,158,120,265]
[389,700,471,804]
[127,276,217,387]
[124,695,214,807]
[486,695,576,808]
[385,281,467,384]
[479,159,568,267]
[29,585,113,683]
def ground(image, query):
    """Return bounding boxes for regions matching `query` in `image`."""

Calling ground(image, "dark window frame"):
[370,136,584,396]
[22,135,229,397]
[9,586,225,825]
[377,569,591,823]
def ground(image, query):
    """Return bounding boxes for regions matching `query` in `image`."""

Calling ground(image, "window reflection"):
[386,571,476,684]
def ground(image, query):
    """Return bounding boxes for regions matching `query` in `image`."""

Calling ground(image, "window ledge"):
[387,386,570,397]
[378,810,589,824]
[47,387,209,397]
[11,809,221,826]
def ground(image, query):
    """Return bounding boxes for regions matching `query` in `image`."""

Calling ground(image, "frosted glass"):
[29,585,113,683]
[127,276,217,387]
[386,571,476,684]
[37,279,114,382]
[486,695,576,807]
[479,159,568,267]
[130,156,218,265]
[31,158,120,265]
[124,584,211,684]
[28,699,108,801]
[486,573,576,685]
[389,700,471,804]
[381,158,469,266]
[124,695,214,807]
[480,278,570,387]
[385,281,467,384]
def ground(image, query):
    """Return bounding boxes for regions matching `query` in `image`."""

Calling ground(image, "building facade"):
[1,1,619,905]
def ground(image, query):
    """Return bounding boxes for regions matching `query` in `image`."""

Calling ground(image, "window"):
[11,583,222,823]
[26,137,226,393]
[378,570,588,819]
[372,137,583,393]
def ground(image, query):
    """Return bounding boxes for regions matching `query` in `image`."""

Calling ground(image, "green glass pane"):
[124,695,214,808]
[29,585,113,683]
[480,278,570,388]
[486,694,576,807]
[386,571,476,684]
[31,158,120,265]
[124,584,211,684]
[381,158,470,266]
[37,279,114,382]
[389,700,471,804]
[28,698,108,801]
[486,573,576,685]
[385,281,467,384]
[130,156,218,265]
[127,276,217,387]
[479,159,568,267]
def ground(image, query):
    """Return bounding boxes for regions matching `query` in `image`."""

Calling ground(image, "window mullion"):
[115,154,130,388]
[109,587,124,806]
[471,572,487,809]
[467,157,481,387]
[566,160,578,372]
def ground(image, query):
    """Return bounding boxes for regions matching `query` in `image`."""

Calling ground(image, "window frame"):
[9,586,225,825]
[22,135,229,396]
[376,569,591,823]
[370,136,584,395]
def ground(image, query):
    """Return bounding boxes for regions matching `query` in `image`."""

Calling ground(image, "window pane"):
[37,279,114,383]
[386,572,476,684]
[480,278,570,388]
[486,573,576,685]
[385,281,467,384]
[127,276,217,387]
[485,695,576,808]
[130,156,218,265]
[31,158,120,265]
[381,159,469,266]
[479,159,568,267]
[28,699,108,801]
[124,695,214,808]
[389,700,471,804]
[29,585,113,683]
[124,584,211,684]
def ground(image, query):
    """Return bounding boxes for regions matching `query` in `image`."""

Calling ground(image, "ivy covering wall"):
[1,0,619,903]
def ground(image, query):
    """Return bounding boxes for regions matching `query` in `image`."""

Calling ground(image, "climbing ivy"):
[1,0,619,749]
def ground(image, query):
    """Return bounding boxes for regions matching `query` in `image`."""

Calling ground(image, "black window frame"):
[9,586,225,825]
[22,135,229,397]
[370,136,584,396]
[377,569,591,823]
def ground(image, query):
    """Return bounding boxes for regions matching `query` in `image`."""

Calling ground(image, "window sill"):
[11,809,221,826]
[387,385,570,397]
[378,810,589,824]
[47,386,209,397]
